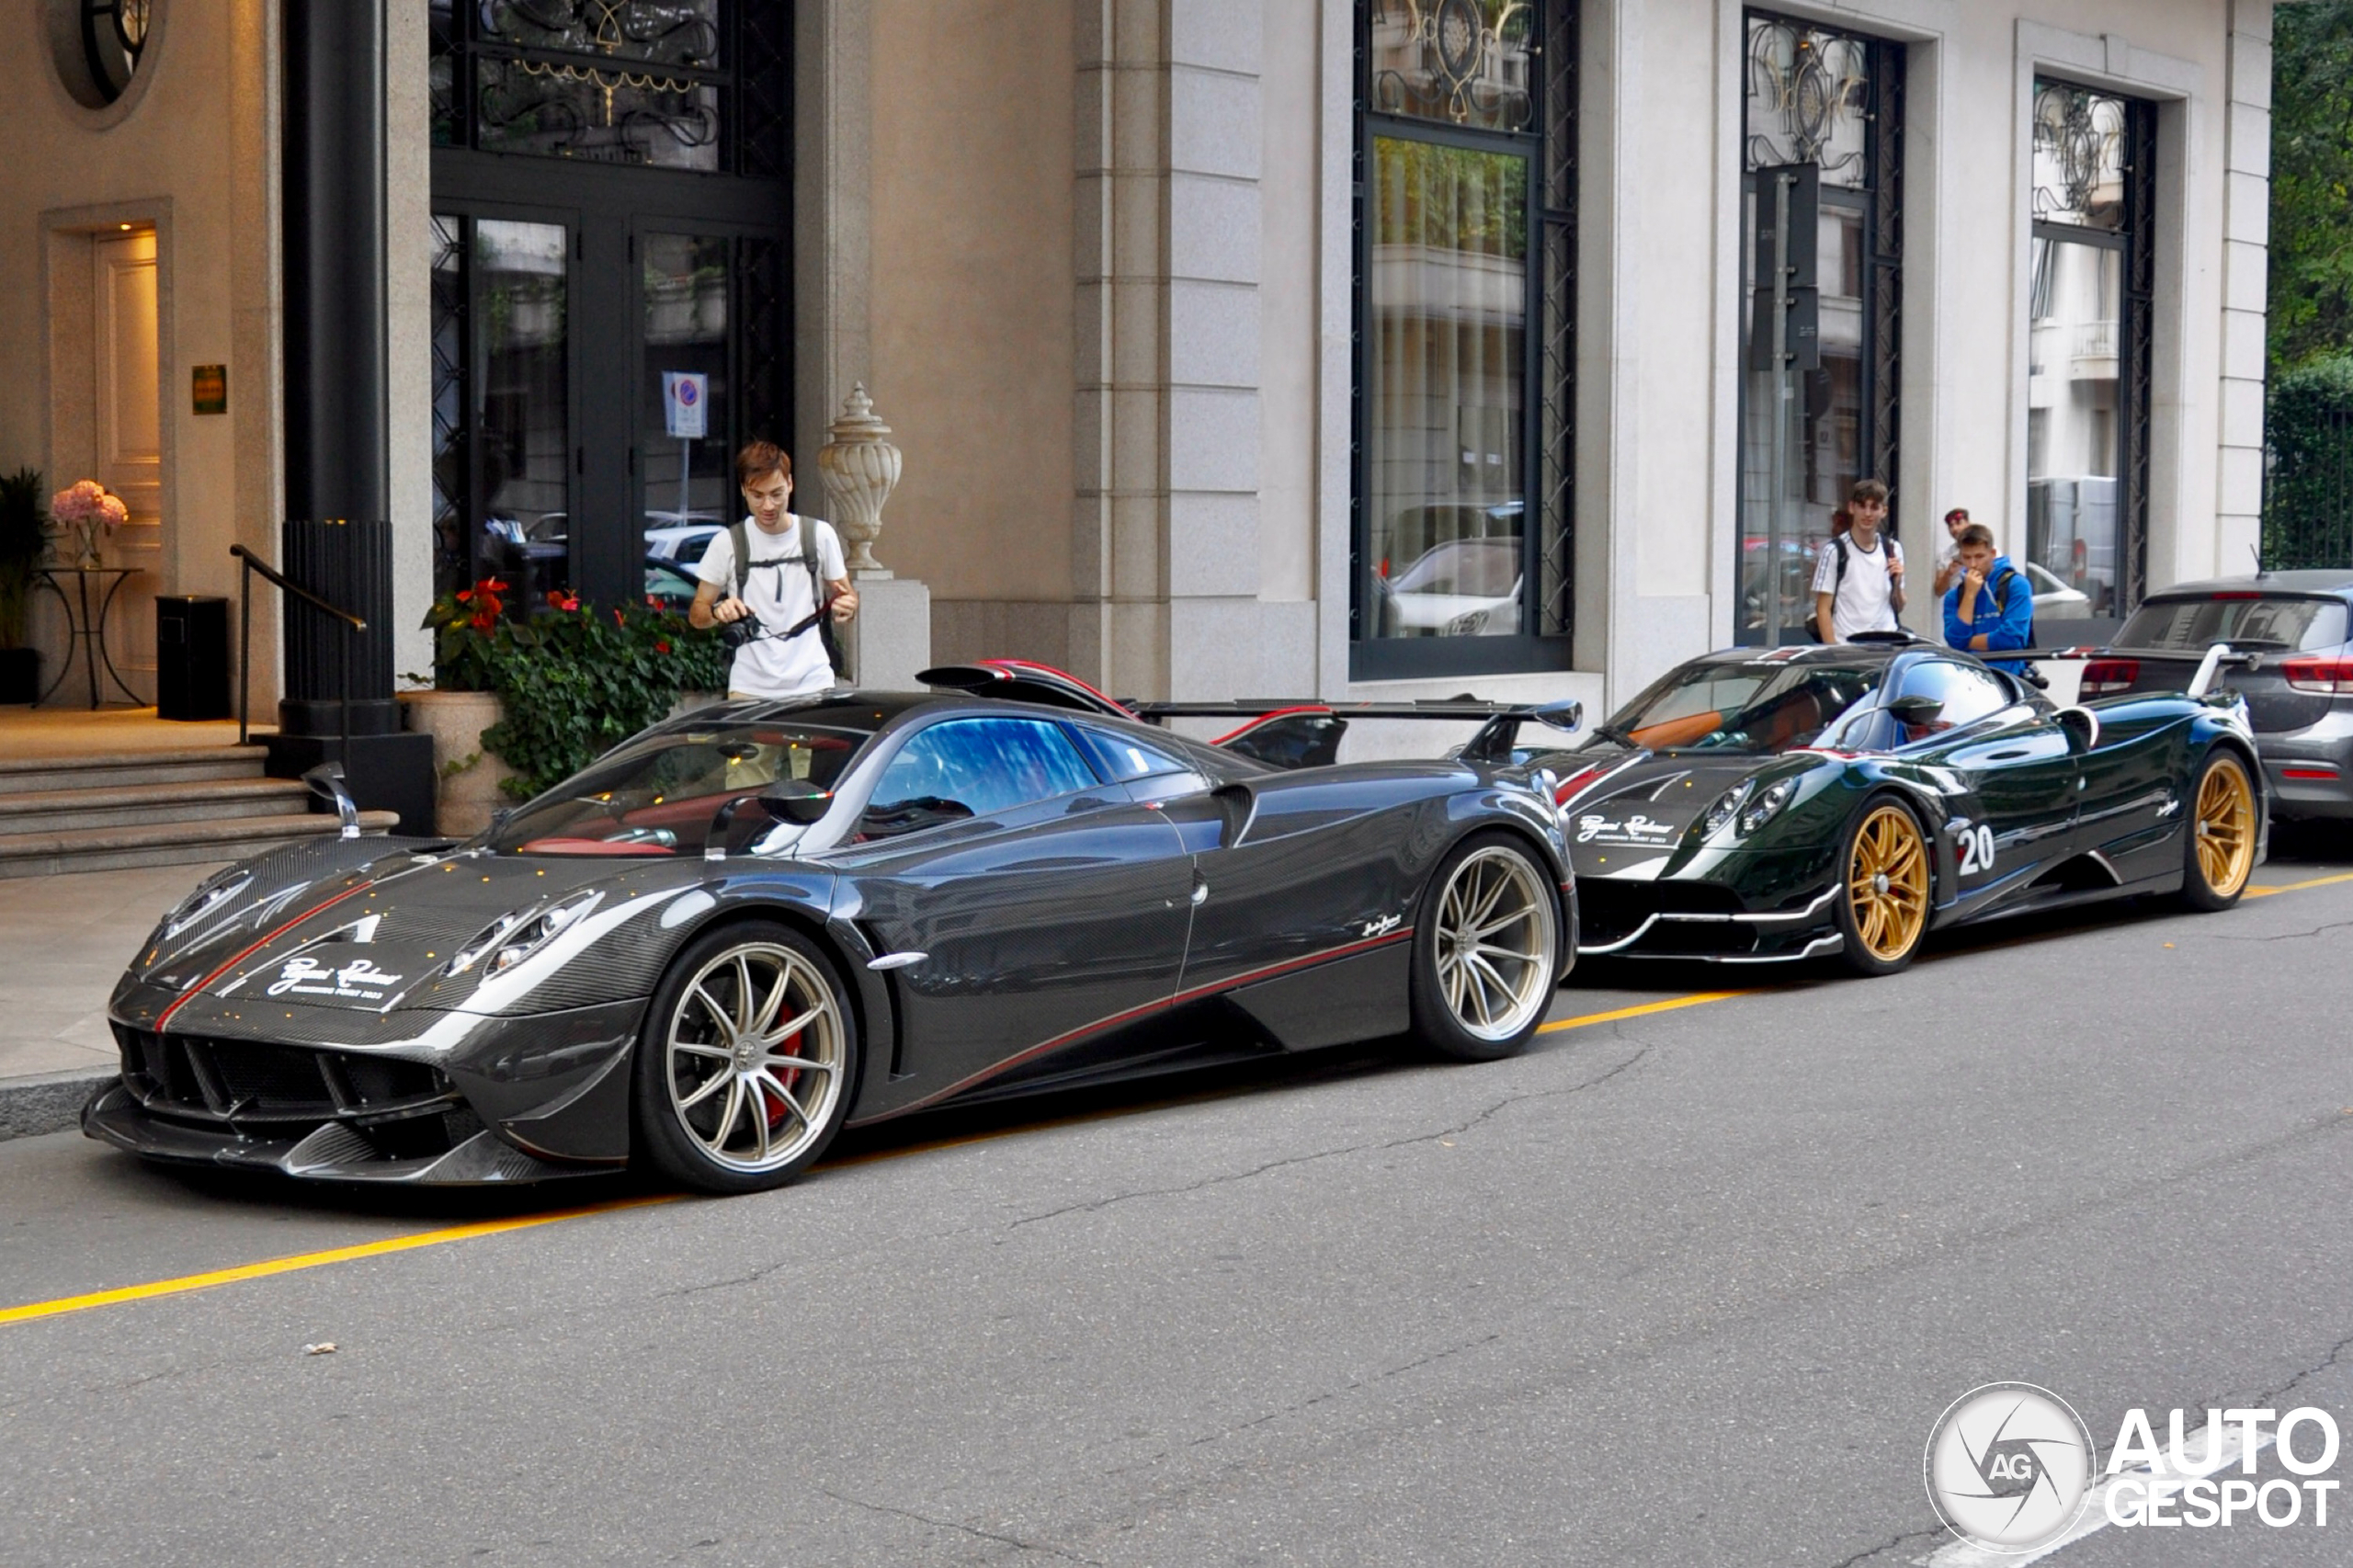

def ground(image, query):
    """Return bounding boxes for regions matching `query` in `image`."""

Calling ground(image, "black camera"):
[718,614,762,651]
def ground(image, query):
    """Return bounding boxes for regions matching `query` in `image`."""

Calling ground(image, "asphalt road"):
[5,829,2353,1567]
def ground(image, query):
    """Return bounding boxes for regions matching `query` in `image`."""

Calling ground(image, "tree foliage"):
[2269,2,2353,371]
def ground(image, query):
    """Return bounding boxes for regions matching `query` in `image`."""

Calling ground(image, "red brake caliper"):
[763,1023,803,1128]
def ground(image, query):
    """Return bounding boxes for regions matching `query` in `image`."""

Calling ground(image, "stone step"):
[0,746,272,797]
[0,810,403,880]
[0,777,314,835]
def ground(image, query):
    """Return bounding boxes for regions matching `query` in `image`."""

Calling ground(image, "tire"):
[1408,832,1563,1062]
[2179,749,2258,911]
[633,920,858,1195]
[1834,798,1932,977]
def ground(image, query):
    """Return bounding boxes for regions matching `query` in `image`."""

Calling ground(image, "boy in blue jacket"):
[1943,523,2034,675]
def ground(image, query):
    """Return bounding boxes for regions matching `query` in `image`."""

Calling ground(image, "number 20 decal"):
[1956,824,1997,875]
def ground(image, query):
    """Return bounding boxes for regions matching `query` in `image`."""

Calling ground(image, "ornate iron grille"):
[430,217,471,592]
[2120,98,2156,609]
[1368,0,1538,131]
[2031,82,2130,230]
[1744,18,1871,187]
[432,1,788,173]
[1537,1,1577,638]
[1869,43,1904,528]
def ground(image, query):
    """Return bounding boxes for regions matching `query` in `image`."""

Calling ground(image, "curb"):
[0,1069,110,1142]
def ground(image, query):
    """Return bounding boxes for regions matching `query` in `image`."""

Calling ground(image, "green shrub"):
[421,579,731,800]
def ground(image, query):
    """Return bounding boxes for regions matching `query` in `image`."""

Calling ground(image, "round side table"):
[33,566,143,709]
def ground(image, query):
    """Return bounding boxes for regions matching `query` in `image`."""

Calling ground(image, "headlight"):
[447,891,603,977]
[1738,778,1800,835]
[1700,780,1754,837]
[162,869,254,941]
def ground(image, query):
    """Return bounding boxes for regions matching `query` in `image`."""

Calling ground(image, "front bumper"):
[1575,879,1845,963]
[82,997,645,1185]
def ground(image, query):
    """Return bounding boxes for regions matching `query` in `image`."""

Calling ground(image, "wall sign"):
[662,371,708,439]
[191,364,226,415]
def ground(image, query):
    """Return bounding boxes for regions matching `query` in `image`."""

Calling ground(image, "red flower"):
[547,589,580,612]
[481,577,509,594]
[454,588,473,604]
[654,640,672,654]
[612,608,627,628]
[469,610,496,632]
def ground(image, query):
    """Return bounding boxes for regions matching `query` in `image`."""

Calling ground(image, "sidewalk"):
[0,860,228,1136]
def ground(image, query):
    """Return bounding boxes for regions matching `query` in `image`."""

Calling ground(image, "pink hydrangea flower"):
[51,479,125,530]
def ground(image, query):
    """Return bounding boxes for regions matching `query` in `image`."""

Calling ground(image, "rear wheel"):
[1835,800,1931,976]
[2179,750,2257,910]
[1409,834,1562,1062]
[633,921,858,1195]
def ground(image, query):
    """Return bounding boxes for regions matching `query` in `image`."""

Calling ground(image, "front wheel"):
[1835,800,1931,976]
[2179,749,2258,910]
[633,921,858,1195]
[1409,833,1563,1062]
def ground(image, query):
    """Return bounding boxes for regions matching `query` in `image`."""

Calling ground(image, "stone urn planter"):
[400,688,517,836]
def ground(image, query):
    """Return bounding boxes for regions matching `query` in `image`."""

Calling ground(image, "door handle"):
[867,951,927,971]
[1189,876,1209,906]
[1988,749,2029,760]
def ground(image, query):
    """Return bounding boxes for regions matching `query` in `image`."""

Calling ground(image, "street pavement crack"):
[2195,917,2353,943]
[2188,1324,2353,1415]
[816,1485,1103,1564]
[1820,1523,1948,1567]
[1003,1044,1654,1233]
[1182,1331,1505,1449]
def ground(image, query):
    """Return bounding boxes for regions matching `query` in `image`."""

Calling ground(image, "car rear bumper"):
[2254,723,2353,819]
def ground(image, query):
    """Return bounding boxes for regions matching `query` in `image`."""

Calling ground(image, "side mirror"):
[1886,695,1943,728]
[301,762,361,839]
[2056,706,2101,752]
[1533,700,1583,734]
[758,780,836,825]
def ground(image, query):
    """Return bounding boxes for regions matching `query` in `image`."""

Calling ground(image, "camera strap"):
[727,518,844,673]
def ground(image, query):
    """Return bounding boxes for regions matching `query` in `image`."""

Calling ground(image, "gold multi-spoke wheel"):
[1837,802,1930,975]
[635,923,857,1193]
[2183,751,2257,909]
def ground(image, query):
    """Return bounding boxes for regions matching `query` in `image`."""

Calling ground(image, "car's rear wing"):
[2004,642,2263,698]
[916,659,1581,769]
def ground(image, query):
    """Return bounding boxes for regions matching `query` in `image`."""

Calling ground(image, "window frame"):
[1350,0,1578,682]
[2027,76,2156,625]
[1733,8,1905,649]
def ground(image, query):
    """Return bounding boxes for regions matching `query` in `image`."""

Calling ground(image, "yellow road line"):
[9,988,1752,1327]
[2245,869,2353,899]
[1538,991,1743,1033]
[0,1194,677,1328]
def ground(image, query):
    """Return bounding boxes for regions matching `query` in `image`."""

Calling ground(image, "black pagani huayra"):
[87,666,1583,1194]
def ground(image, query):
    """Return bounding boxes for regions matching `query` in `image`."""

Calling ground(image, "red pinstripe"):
[153,880,379,1034]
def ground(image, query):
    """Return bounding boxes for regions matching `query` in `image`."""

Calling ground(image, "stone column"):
[820,385,930,688]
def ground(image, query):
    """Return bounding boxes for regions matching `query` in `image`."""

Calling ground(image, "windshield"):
[489,721,875,857]
[2118,596,2348,653]
[1601,660,1886,753]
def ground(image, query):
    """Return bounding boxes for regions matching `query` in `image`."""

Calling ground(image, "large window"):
[1355,0,1577,680]
[428,2,790,614]
[2029,79,2154,631]
[1736,14,1904,646]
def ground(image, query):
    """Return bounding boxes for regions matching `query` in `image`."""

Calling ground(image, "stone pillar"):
[820,386,930,688]
[2216,0,2273,577]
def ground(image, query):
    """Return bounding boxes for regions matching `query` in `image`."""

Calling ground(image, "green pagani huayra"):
[1524,635,2266,975]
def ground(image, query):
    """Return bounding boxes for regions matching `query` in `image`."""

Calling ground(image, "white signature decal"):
[1575,812,1677,846]
[1359,913,1402,939]
[267,957,404,1001]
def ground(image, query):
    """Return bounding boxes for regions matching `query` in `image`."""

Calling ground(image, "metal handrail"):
[232,542,369,760]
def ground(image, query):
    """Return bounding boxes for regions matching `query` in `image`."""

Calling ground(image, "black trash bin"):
[156,596,233,721]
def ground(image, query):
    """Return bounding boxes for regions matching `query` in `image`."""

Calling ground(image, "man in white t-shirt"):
[1811,479,1904,642]
[689,442,859,699]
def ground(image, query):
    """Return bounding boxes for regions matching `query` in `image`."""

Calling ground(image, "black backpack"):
[1984,563,2035,651]
[1813,533,1903,642]
[728,518,847,676]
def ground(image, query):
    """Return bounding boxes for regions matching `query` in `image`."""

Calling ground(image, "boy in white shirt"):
[689,442,859,699]
[1811,478,1904,642]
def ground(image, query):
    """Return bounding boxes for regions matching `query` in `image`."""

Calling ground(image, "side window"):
[1074,725,1194,783]
[867,719,1100,827]
[1895,661,2012,734]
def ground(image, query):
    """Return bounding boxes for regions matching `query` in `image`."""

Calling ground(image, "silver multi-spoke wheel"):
[1433,845,1558,1042]
[663,941,846,1174]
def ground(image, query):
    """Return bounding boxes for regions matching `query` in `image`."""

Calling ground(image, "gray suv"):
[2084,571,2353,820]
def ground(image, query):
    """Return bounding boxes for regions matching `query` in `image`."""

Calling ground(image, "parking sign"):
[663,372,709,439]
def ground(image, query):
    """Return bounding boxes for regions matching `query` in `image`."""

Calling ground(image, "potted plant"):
[399,574,519,835]
[0,469,45,705]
